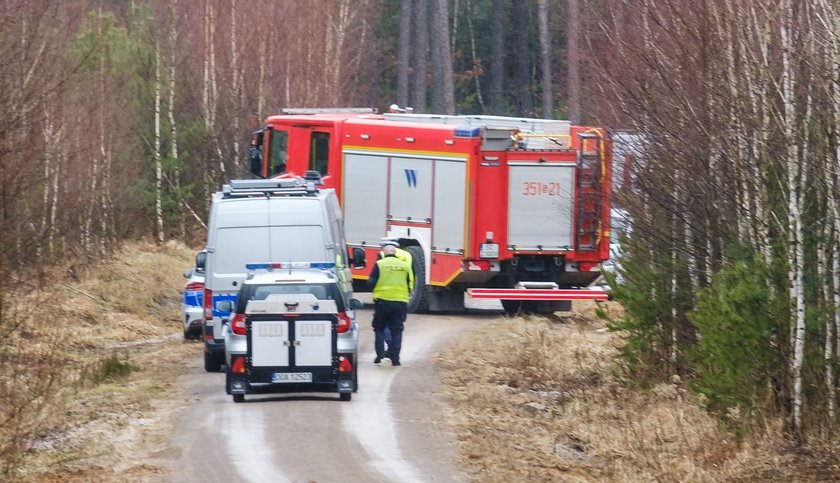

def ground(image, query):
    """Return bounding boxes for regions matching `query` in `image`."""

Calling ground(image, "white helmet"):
[380,237,399,247]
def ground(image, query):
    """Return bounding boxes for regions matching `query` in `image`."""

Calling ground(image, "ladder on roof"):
[383,113,572,149]
[576,132,603,251]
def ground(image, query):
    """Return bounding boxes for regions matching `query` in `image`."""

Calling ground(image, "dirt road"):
[160,306,493,483]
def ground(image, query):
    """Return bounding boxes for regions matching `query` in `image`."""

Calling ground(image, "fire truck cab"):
[248,109,611,313]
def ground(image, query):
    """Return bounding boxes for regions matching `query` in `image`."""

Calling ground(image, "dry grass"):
[438,302,840,482]
[5,242,839,481]
[2,241,200,481]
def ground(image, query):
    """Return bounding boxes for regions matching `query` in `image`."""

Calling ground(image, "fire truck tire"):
[233,394,244,403]
[501,300,523,315]
[405,246,428,313]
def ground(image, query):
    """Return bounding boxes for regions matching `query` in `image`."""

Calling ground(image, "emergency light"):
[245,262,336,270]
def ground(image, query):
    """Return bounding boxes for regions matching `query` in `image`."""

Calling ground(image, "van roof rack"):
[222,177,320,198]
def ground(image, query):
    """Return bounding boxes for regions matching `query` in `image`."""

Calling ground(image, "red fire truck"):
[247,108,611,313]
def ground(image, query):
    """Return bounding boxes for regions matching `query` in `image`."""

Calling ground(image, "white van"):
[202,174,365,372]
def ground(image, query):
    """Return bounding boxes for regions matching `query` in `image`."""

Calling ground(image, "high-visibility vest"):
[379,247,414,281]
[372,255,414,302]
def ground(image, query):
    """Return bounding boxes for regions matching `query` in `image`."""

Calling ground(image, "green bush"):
[687,249,780,426]
[601,239,681,384]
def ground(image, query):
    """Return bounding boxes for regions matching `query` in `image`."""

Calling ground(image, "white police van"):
[220,262,362,402]
[202,173,365,372]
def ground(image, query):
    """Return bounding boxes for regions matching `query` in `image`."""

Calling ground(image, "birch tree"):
[154,35,164,244]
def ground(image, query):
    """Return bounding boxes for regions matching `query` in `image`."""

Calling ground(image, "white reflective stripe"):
[466,288,609,301]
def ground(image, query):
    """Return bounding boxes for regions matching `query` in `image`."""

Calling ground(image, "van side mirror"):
[183,270,192,279]
[249,147,262,177]
[348,298,364,310]
[351,247,366,269]
[249,129,265,177]
[195,251,207,273]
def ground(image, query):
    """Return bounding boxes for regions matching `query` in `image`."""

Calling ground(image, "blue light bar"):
[454,126,481,138]
[246,262,336,270]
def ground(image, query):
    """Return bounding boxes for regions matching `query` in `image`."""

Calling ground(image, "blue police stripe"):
[183,289,204,307]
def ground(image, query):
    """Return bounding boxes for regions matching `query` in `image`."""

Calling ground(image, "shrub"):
[687,249,781,429]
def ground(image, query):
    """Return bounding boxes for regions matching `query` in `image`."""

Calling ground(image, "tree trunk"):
[168,0,184,241]
[537,0,552,118]
[430,0,455,114]
[154,36,164,244]
[511,0,532,116]
[780,1,807,435]
[230,0,241,173]
[203,0,223,187]
[397,0,412,108]
[488,0,505,114]
[411,0,429,113]
[567,0,580,122]
[466,0,485,112]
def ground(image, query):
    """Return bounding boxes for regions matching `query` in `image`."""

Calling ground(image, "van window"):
[309,131,330,175]
[215,225,327,275]
[269,130,289,176]
[216,227,270,274]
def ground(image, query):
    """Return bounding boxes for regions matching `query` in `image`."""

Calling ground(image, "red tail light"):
[338,355,353,373]
[231,313,247,335]
[203,288,213,320]
[337,312,351,333]
[231,355,246,374]
[185,281,204,291]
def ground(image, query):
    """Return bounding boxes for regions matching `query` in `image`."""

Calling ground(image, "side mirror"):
[249,147,263,177]
[183,270,192,279]
[216,300,235,313]
[249,128,266,178]
[348,298,364,310]
[195,251,207,273]
[351,247,366,269]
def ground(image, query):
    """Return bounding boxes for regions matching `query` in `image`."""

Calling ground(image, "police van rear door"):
[246,295,338,385]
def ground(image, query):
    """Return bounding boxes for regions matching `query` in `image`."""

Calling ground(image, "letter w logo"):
[404,169,418,188]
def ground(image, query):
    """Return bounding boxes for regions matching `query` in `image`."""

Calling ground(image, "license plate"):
[272,372,312,383]
[480,243,499,258]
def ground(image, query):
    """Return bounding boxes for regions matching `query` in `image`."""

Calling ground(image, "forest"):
[2,0,840,470]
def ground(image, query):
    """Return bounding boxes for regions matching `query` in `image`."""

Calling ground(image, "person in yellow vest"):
[368,244,414,366]
[377,238,414,360]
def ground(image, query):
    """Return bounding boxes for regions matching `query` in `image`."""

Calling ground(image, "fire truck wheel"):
[501,300,522,315]
[405,246,428,313]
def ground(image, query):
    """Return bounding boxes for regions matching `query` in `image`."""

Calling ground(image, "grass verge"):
[437,302,840,482]
[2,241,201,481]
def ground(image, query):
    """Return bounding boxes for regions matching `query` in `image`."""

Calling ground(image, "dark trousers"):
[372,300,407,362]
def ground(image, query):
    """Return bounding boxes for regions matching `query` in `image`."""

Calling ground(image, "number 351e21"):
[522,181,562,196]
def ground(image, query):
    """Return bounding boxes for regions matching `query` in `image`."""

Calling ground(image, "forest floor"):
[6,242,839,482]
